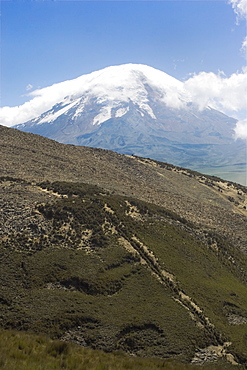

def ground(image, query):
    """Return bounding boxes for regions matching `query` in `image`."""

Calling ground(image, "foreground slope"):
[0,125,247,366]
[0,329,240,370]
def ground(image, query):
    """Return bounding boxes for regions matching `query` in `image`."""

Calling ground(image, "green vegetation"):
[39,180,104,197]
[1,180,247,367]
[0,329,242,370]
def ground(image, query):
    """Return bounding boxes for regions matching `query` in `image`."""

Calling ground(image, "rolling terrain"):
[0,125,247,368]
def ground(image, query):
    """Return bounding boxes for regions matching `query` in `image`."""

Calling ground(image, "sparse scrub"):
[0,179,246,366]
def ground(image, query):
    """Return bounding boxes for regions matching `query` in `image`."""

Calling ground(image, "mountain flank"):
[1,125,246,252]
[12,64,246,183]
[0,125,247,368]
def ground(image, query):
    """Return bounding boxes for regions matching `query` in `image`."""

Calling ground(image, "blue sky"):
[1,0,246,109]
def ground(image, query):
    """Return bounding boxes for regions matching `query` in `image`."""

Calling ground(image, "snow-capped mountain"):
[14,64,245,173]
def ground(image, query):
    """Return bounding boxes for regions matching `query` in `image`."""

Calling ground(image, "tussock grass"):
[0,329,241,370]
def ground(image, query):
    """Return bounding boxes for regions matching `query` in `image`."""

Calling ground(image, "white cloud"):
[0,64,185,126]
[26,84,33,91]
[0,78,80,127]
[229,0,247,19]
[229,0,247,60]
[0,65,246,141]
[234,118,247,139]
[184,68,247,115]
[0,94,61,128]
[241,35,247,53]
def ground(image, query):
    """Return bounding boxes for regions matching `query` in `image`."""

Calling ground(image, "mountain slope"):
[13,64,246,179]
[1,124,246,252]
[0,125,247,367]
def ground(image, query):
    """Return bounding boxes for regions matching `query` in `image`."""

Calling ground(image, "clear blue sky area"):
[1,0,246,107]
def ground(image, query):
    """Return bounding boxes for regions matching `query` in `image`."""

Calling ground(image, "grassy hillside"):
[0,126,247,368]
[1,178,246,367]
[0,329,242,370]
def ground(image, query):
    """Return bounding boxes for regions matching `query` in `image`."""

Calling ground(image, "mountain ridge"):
[12,64,246,182]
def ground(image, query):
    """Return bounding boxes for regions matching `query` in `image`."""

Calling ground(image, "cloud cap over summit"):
[0,63,246,139]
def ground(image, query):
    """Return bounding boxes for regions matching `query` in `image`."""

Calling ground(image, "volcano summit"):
[13,64,245,181]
